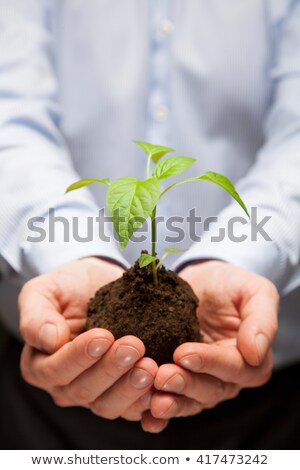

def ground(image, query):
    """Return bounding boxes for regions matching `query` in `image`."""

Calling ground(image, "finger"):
[173,342,272,386]
[58,336,145,405]
[20,328,114,388]
[121,391,153,421]
[237,282,279,366]
[151,392,204,419]
[154,364,239,404]
[90,358,157,420]
[19,278,70,353]
[140,411,169,434]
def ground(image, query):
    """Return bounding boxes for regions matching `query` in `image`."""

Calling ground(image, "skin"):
[19,258,279,433]
[19,258,157,422]
[144,261,279,432]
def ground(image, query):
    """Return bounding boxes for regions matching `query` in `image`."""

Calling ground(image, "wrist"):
[178,258,226,276]
[80,256,125,274]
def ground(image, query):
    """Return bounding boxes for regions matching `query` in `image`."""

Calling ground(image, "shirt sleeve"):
[0,0,128,279]
[173,1,300,296]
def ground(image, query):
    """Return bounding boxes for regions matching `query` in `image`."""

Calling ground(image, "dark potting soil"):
[87,258,201,365]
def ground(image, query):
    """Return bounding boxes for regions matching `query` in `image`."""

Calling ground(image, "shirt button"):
[153,104,169,122]
[158,19,174,36]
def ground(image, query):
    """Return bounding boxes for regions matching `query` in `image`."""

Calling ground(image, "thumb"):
[237,284,279,367]
[19,278,71,354]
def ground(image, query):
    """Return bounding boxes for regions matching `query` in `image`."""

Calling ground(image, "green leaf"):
[133,140,174,163]
[153,156,196,180]
[161,171,249,218]
[164,248,187,254]
[106,177,161,249]
[197,171,249,217]
[65,178,110,194]
[139,253,157,268]
[156,247,186,269]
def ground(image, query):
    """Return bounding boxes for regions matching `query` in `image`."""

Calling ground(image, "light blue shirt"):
[1,0,300,367]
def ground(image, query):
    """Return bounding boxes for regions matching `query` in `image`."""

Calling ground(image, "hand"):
[141,261,279,433]
[19,257,157,421]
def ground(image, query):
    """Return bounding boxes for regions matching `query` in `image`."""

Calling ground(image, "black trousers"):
[0,334,299,450]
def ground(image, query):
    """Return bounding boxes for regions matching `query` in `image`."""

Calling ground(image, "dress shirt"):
[1,0,300,367]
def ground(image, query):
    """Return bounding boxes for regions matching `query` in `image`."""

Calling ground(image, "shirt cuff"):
[172,206,293,294]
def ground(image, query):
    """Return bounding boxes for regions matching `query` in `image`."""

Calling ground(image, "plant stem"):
[151,207,158,285]
[146,153,152,179]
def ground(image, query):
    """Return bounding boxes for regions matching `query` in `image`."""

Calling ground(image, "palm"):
[195,287,241,345]
[34,258,124,338]
[180,261,260,346]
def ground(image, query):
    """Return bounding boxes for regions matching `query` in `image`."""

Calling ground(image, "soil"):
[87,257,202,365]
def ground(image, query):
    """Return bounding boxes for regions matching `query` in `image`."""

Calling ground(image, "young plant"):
[66,141,249,284]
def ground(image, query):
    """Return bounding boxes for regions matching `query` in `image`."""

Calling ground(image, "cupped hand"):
[19,258,157,421]
[141,260,279,432]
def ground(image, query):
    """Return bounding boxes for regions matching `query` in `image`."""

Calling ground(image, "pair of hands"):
[19,257,279,433]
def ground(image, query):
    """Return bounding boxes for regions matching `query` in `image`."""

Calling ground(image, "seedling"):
[66,141,248,284]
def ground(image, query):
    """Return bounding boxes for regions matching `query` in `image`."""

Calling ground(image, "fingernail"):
[115,345,141,368]
[178,355,202,372]
[158,399,178,418]
[129,368,154,389]
[256,334,269,362]
[39,323,57,352]
[162,374,185,393]
[87,339,112,358]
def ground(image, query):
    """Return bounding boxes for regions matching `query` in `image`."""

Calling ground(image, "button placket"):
[147,0,174,144]
[158,18,174,36]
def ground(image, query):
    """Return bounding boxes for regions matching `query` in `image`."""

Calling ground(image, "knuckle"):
[262,280,280,308]
[39,363,69,387]
[18,280,38,310]
[68,383,93,405]
[72,338,86,360]
[205,398,220,409]
[139,391,152,410]
[19,319,32,342]
[121,410,141,422]
[90,401,119,420]
[38,364,52,384]
[20,349,36,386]
[71,341,97,370]
[20,365,31,384]
[179,399,202,418]
[257,371,272,387]
[267,281,280,302]
[170,397,181,417]
[225,384,240,400]
[20,361,34,386]
[190,401,204,416]
[263,322,278,344]
[55,373,71,387]
[176,404,187,418]
[19,281,34,303]
[102,367,116,381]
[206,379,225,404]
[52,395,70,408]
[245,369,272,388]
[230,385,241,398]
[269,322,278,339]
[265,351,274,371]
